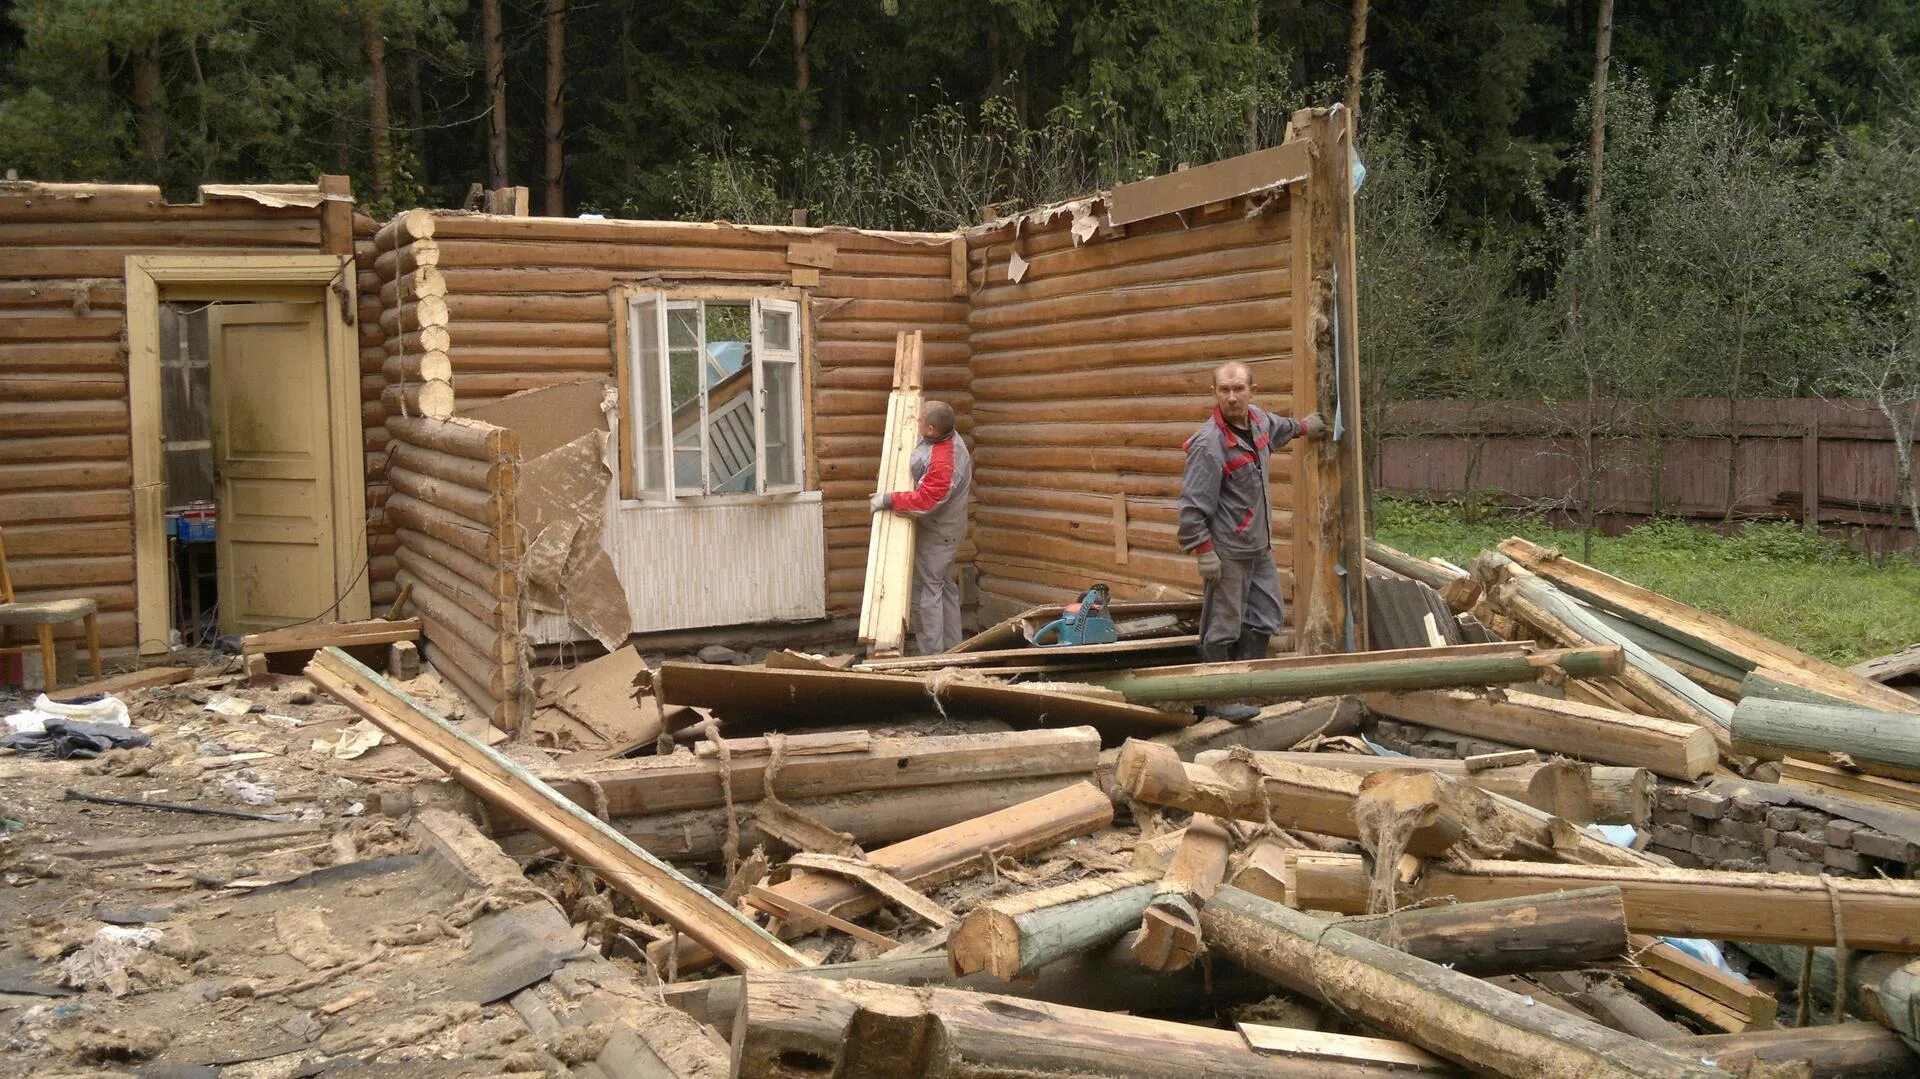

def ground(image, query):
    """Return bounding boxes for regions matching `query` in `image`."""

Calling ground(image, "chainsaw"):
[1031,584,1117,647]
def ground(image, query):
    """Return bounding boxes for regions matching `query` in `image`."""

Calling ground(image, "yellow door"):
[208,302,337,634]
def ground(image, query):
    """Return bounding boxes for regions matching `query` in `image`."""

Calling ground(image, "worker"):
[1178,361,1325,718]
[870,400,973,655]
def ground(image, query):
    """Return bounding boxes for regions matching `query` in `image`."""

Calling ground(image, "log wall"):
[0,182,329,651]
[382,413,528,730]
[375,211,970,619]
[963,199,1299,621]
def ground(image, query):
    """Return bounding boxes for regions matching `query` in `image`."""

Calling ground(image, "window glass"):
[762,308,793,353]
[703,303,758,493]
[632,298,668,498]
[667,305,704,491]
[763,360,799,489]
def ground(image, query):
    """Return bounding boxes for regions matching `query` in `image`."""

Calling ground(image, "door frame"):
[126,254,370,655]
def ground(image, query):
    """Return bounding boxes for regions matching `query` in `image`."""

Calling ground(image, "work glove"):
[868,492,891,513]
[1301,412,1328,440]
[1195,548,1222,583]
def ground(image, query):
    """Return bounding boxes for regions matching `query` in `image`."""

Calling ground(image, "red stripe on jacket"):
[891,437,954,513]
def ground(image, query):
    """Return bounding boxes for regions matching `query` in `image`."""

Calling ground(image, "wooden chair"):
[0,526,102,690]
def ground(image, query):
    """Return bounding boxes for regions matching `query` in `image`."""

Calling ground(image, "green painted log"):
[1105,647,1623,706]
[947,873,1158,980]
[1738,942,1920,1045]
[1737,670,1867,709]
[1730,697,1920,770]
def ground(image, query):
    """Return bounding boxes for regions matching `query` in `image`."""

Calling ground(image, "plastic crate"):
[178,512,216,543]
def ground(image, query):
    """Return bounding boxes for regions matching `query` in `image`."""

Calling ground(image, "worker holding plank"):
[870,400,973,654]
[1179,361,1324,718]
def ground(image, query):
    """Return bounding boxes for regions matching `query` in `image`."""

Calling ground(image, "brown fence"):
[1376,398,1917,550]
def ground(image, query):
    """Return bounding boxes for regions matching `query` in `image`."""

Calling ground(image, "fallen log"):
[486,727,1102,832]
[1855,644,1920,685]
[494,775,1086,863]
[1200,750,1636,825]
[304,647,805,974]
[1731,696,1920,778]
[241,617,421,655]
[1096,645,1623,705]
[1663,1024,1918,1079]
[1133,814,1230,971]
[730,974,1399,1079]
[1153,696,1364,760]
[1502,536,1917,713]
[1736,942,1920,1042]
[1289,852,1920,951]
[650,781,1113,974]
[948,873,1157,979]
[1359,688,1716,780]
[664,937,1276,1030]
[1532,971,1690,1041]
[1329,886,1629,975]
[1196,886,1729,1078]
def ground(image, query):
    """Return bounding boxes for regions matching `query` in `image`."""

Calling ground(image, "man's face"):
[1214,367,1253,425]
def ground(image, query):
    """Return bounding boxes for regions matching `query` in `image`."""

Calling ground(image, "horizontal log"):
[444,347,611,374]
[1332,886,1630,975]
[387,440,505,492]
[380,380,455,421]
[439,320,609,350]
[0,281,127,309]
[4,246,312,279]
[394,569,517,664]
[0,341,126,372]
[385,462,506,526]
[419,638,502,720]
[377,296,450,337]
[1360,689,1717,780]
[1100,646,1623,705]
[496,775,1087,863]
[386,413,513,460]
[382,350,452,386]
[1202,750,1632,824]
[969,242,1284,318]
[439,292,606,322]
[1290,853,1920,950]
[0,219,320,248]
[0,520,133,558]
[1664,1024,1918,1079]
[0,487,129,523]
[423,212,953,252]
[948,872,1157,979]
[1731,696,1920,774]
[0,315,124,341]
[394,547,510,628]
[0,374,126,401]
[389,324,452,354]
[491,727,1101,830]
[0,459,132,491]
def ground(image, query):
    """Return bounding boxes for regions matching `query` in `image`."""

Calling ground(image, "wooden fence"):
[1376,398,1917,550]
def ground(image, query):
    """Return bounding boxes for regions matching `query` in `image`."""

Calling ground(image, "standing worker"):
[871,400,973,655]
[1179,361,1324,717]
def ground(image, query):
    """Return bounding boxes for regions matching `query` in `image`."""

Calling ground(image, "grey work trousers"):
[911,532,963,655]
[1199,549,1284,648]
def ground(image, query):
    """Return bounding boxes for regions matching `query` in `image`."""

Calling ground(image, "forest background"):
[4,0,1920,546]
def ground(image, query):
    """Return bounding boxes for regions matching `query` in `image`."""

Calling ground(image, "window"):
[626,292,804,500]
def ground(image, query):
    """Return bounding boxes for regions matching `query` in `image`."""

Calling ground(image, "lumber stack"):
[857,330,923,657]
[0,181,332,650]
[963,187,1297,618]
[382,411,528,730]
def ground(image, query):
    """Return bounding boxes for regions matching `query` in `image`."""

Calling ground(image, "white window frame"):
[621,287,808,504]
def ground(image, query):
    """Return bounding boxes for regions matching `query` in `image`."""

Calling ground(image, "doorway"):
[127,256,369,655]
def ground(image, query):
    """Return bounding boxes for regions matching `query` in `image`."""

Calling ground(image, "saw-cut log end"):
[1133,896,1204,972]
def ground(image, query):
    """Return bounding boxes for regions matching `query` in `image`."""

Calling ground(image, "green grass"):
[1372,498,1920,665]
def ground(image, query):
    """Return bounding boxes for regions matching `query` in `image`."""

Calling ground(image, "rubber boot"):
[1232,631,1271,661]
[1197,639,1261,723]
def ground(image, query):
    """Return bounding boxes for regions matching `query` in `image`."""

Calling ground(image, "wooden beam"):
[1360,688,1716,780]
[304,647,806,973]
[46,665,193,701]
[1500,536,1916,712]
[1663,1024,1919,1079]
[1203,750,1629,825]
[858,331,923,657]
[1132,814,1230,972]
[241,617,420,655]
[1236,1024,1448,1072]
[730,973,1370,1079]
[1197,886,1728,1078]
[1107,141,1307,227]
[1777,758,1920,812]
[1288,853,1920,951]
[1330,887,1630,976]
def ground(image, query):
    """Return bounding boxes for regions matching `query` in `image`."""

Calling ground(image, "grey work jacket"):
[1177,406,1303,557]
[890,431,972,545]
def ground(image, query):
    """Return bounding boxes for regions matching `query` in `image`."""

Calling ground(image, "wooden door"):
[208,302,337,634]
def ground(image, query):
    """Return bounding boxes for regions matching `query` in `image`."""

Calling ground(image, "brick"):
[1690,834,1724,860]
[1824,847,1868,873]
[1715,858,1765,873]
[1717,839,1760,862]
[1851,829,1918,863]
[1825,819,1863,848]
[1768,848,1820,875]
[1797,809,1831,832]
[1653,808,1695,828]
[1780,831,1827,858]
[1712,819,1765,846]
[1686,790,1729,820]
[1727,797,1765,822]
[1652,825,1695,851]
[1655,786,1693,813]
[1665,849,1703,869]
[1765,807,1799,832]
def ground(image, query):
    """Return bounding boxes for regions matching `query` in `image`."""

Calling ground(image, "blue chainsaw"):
[1031,584,1117,647]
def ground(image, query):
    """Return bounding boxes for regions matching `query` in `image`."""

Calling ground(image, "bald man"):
[1178,362,1324,714]
[870,400,973,654]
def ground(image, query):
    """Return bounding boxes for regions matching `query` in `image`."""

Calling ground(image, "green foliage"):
[1375,498,1920,663]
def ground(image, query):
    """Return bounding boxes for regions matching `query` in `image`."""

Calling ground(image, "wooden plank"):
[1236,1024,1449,1072]
[1360,688,1718,780]
[45,820,324,860]
[304,647,806,973]
[784,852,953,928]
[858,331,923,657]
[1777,758,1920,811]
[746,886,898,949]
[1106,141,1310,226]
[241,617,421,655]
[46,666,193,702]
[1630,935,1776,1031]
[1501,536,1916,711]
[1112,493,1129,564]
[1854,643,1920,685]
[854,635,1201,672]
[655,663,1193,739]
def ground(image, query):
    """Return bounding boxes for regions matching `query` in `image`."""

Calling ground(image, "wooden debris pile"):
[297,542,1920,1076]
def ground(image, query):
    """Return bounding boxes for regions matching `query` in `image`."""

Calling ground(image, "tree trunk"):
[1585,0,1614,235]
[947,873,1156,979]
[543,0,566,215]
[1723,306,1748,522]
[792,0,813,146]
[402,47,425,184]
[1315,886,1631,976]
[619,4,640,189]
[482,0,508,190]
[1345,0,1369,126]
[363,10,392,202]
[131,42,166,178]
[1245,2,1262,151]
[1876,392,1920,548]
